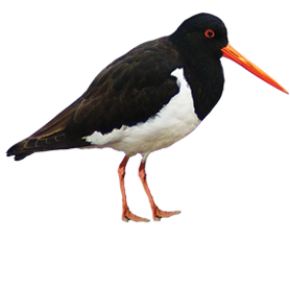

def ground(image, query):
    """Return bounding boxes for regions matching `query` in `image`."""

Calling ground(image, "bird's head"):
[171,13,228,59]
[171,13,288,94]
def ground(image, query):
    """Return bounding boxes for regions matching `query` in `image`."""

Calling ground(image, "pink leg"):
[138,160,181,221]
[118,156,149,222]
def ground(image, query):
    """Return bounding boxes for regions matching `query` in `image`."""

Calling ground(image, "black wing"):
[7,37,182,160]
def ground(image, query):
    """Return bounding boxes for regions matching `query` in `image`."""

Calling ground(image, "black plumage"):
[7,13,228,161]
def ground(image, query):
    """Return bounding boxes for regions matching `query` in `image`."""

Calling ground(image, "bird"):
[7,13,288,222]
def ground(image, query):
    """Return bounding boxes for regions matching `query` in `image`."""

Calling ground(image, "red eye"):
[204,29,215,38]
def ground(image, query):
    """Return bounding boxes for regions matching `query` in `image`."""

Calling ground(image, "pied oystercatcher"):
[7,13,288,222]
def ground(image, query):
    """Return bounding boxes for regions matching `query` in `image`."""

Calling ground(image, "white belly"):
[84,68,201,159]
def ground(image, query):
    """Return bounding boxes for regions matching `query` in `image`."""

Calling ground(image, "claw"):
[122,208,150,222]
[153,208,181,221]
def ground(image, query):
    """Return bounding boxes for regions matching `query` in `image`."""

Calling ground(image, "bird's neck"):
[169,34,225,120]
[183,58,224,121]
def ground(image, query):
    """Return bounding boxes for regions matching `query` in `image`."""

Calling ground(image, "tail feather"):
[6,95,89,161]
[7,140,33,161]
[7,132,89,161]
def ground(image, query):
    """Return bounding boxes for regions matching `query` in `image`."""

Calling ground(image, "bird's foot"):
[150,204,183,221]
[121,205,180,222]
[120,209,149,224]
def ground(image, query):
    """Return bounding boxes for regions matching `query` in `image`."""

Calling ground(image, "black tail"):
[7,140,34,161]
[6,130,91,161]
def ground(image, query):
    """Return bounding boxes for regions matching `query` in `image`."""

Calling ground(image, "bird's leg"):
[138,160,181,221]
[118,156,149,222]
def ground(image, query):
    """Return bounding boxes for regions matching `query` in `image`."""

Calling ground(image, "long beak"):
[221,44,288,94]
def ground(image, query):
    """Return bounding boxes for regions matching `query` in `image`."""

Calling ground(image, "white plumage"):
[84,68,201,160]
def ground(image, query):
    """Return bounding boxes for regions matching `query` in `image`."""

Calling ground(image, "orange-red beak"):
[221,44,288,94]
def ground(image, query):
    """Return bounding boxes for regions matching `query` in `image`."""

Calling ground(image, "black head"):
[169,13,229,120]
[170,13,228,61]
